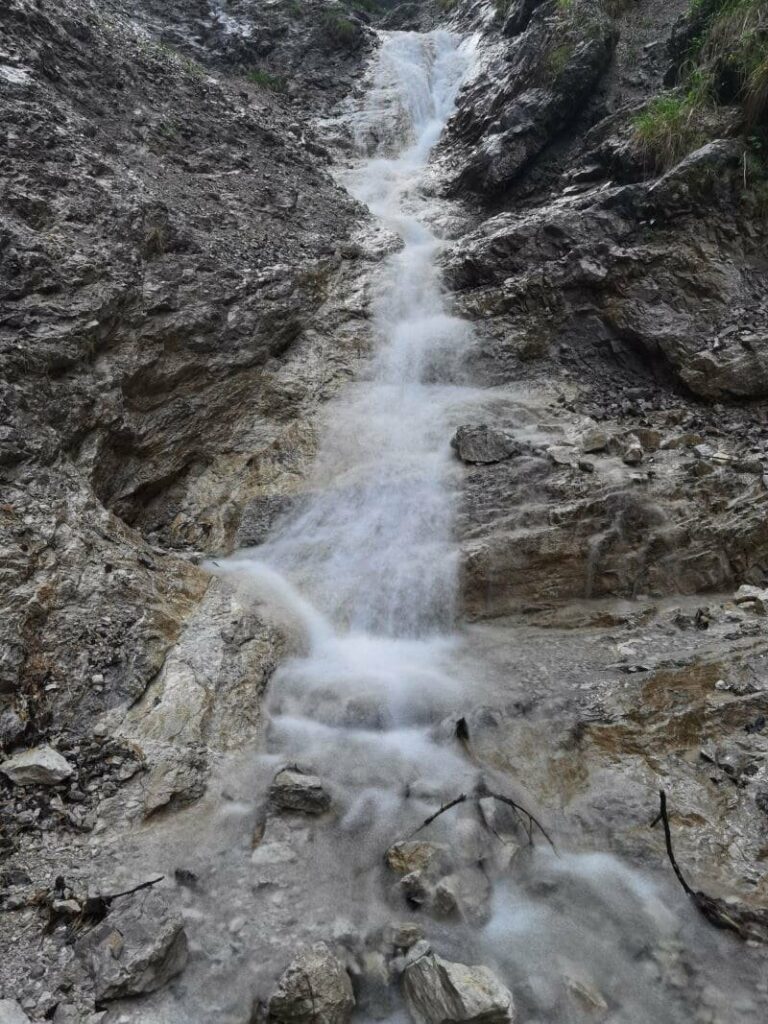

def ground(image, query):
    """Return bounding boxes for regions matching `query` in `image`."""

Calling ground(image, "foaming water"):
[220,30,474,642]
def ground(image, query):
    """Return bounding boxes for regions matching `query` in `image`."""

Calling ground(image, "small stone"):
[401,943,515,1024]
[270,767,331,814]
[385,841,448,877]
[75,891,187,1000]
[0,1000,32,1024]
[0,745,74,786]
[734,585,768,614]
[581,427,609,453]
[386,922,424,951]
[268,942,355,1024]
[622,436,643,465]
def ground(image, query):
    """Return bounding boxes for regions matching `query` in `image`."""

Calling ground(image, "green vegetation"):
[548,40,575,75]
[246,68,286,91]
[321,7,361,47]
[632,93,708,166]
[632,0,768,169]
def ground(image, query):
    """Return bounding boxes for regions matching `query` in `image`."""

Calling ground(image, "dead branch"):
[408,794,468,837]
[651,790,768,943]
[482,788,557,853]
[106,875,164,902]
[650,790,694,896]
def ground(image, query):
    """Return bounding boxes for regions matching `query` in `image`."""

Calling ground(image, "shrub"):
[246,68,286,91]
[321,9,361,47]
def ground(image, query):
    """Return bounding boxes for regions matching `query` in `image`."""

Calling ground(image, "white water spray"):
[229,31,472,641]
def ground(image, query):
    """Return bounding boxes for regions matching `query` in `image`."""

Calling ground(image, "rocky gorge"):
[2,0,768,1021]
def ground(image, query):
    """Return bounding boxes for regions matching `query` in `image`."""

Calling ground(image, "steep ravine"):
[3,1,768,1022]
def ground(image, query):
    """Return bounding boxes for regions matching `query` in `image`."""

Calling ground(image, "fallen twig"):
[408,794,468,837]
[481,786,557,853]
[651,789,768,943]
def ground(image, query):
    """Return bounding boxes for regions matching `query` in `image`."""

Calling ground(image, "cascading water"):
[191,27,768,1024]
[230,31,473,641]
[222,31,477,764]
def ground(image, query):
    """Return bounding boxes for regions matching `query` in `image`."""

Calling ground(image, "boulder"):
[268,942,355,1024]
[451,426,519,465]
[0,745,74,786]
[0,1001,32,1024]
[75,891,188,1000]
[270,767,331,814]
[402,942,515,1024]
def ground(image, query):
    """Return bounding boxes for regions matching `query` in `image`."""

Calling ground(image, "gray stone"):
[75,891,188,1000]
[451,426,519,465]
[402,943,515,1024]
[268,942,355,1024]
[581,428,609,453]
[0,745,74,786]
[270,767,331,814]
[0,1001,32,1024]
[734,585,768,614]
[621,436,643,466]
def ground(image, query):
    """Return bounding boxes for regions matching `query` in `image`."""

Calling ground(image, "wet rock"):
[451,426,519,465]
[385,841,449,876]
[581,428,609,453]
[75,891,188,1000]
[0,745,73,786]
[386,922,425,951]
[734,586,768,614]
[270,767,331,814]
[0,711,24,751]
[401,942,515,1024]
[0,1001,32,1024]
[621,436,643,466]
[268,942,355,1024]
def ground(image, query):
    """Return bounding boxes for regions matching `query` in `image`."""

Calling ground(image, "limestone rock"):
[0,745,74,786]
[268,942,355,1024]
[581,428,609,453]
[75,891,188,1000]
[0,1001,32,1024]
[451,426,519,465]
[402,942,515,1024]
[385,841,448,876]
[270,767,331,814]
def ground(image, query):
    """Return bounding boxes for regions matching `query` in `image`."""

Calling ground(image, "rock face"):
[0,745,73,786]
[441,0,615,195]
[268,943,355,1024]
[0,1001,32,1024]
[402,943,515,1024]
[270,767,331,814]
[75,891,188,1000]
[451,426,519,465]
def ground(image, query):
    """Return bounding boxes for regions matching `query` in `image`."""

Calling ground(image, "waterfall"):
[192,30,761,1024]
[227,30,474,641]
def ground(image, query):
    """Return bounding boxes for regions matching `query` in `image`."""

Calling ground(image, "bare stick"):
[485,790,557,853]
[408,794,468,837]
[650,790,694,897]
[107,876,165,902]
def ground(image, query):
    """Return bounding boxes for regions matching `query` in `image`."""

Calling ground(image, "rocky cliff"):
[2,0,768,1021]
